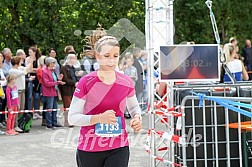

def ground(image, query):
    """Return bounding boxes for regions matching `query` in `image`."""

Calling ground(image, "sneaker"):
[34,113,42,119]
[46,126,55,130]
[0,122,6,128]
[41,119,46,126]
[33,114,38,120]
[6,130,15,135]
[56,114,63,118]
[0,130,5,135]
[14,126,23,133]
[64,123,74,128]
[11,129,19,135]
[53,123,63,128]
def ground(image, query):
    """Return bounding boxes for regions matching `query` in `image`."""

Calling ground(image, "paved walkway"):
[0,110,150,167]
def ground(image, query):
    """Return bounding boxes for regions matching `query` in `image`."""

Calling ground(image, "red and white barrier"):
[145,102,185,166]
[149,129,185,145]
[145,129,184,167]
[0,108,69,114]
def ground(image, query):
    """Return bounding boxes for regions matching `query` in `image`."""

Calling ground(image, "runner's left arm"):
[126,95,142,118]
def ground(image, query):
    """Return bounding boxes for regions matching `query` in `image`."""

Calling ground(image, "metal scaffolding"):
[145,0,174,166]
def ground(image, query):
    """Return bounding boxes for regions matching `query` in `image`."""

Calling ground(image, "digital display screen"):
[159,44,220,81]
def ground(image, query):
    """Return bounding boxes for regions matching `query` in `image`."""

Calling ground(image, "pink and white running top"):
[73,71,137,152]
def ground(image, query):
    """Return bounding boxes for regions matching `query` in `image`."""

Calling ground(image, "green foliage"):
[174,0,252,50]
[0,0,145,59]
[1,0,252,59]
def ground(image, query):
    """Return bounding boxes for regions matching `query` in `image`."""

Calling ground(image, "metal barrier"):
[173,83,252,167]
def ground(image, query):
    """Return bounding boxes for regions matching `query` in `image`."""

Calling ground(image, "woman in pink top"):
[68,36,142,167]
[42,57,65,129]
[6,74,19,135]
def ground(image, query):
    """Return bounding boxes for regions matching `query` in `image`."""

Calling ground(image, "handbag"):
[0,86,5,97]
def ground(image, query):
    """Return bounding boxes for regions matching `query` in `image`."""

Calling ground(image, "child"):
[123,57,138,119]
[124,57,138,86]
[6,74,19,135]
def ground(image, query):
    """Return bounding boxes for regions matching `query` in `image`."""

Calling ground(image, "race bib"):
[95,117,122,137]
[11,90,19,99]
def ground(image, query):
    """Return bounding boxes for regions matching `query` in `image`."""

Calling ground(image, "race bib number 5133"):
[95,117,122,137]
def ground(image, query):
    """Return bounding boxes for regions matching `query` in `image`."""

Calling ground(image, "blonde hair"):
[223,43,235,63]
[38,56,47,66]
[64,45,74,54]
[84,24,107,51]
[229,37,237,43]
[94,36,120,53]
[16,49,25,56]
[125,52,133,59]
[6,74,17,85]
[126,56,134,63]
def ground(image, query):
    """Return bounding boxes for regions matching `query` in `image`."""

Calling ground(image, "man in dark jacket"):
[132,48,144,104]
[59,54,78,127]
[242,39,252,79]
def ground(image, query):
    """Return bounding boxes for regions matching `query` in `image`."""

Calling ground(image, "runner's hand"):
[99,110,116,125]
[130,116,142,132]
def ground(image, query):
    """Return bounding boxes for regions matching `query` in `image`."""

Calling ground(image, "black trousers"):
[76,146,129,167]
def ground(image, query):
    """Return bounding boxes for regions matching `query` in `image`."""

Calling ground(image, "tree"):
[0,0,145,59]
[174,0,252,50]
[1,0,252,58]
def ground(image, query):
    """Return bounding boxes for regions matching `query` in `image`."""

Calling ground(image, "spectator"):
[59,54,78,127]
[64,45,75,55]
[5,74,19,135]
[9,56,34,132]
[81,45,99,75]
[132,47,144,106]
[42,57,65,129]
[119,52,133,72]
[2,48,13,76]
[229,37,238,46]
[123,56,138,119]
[37,56,47,126]
[0,51,4,60]
[140,50,148,112]
[0,55,7,131]
[48,48,60,76]
[234,45,242,60]
[119,57,126,71]
[223,43,248,82]
[242,39,252,79]
[62,45,81,72]
[124,57,138,86]
[16,49,26,66]
[26,46,41,119]
[37,56,47,85]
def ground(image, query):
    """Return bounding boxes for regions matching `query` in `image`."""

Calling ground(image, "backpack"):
[18,113,32,133]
